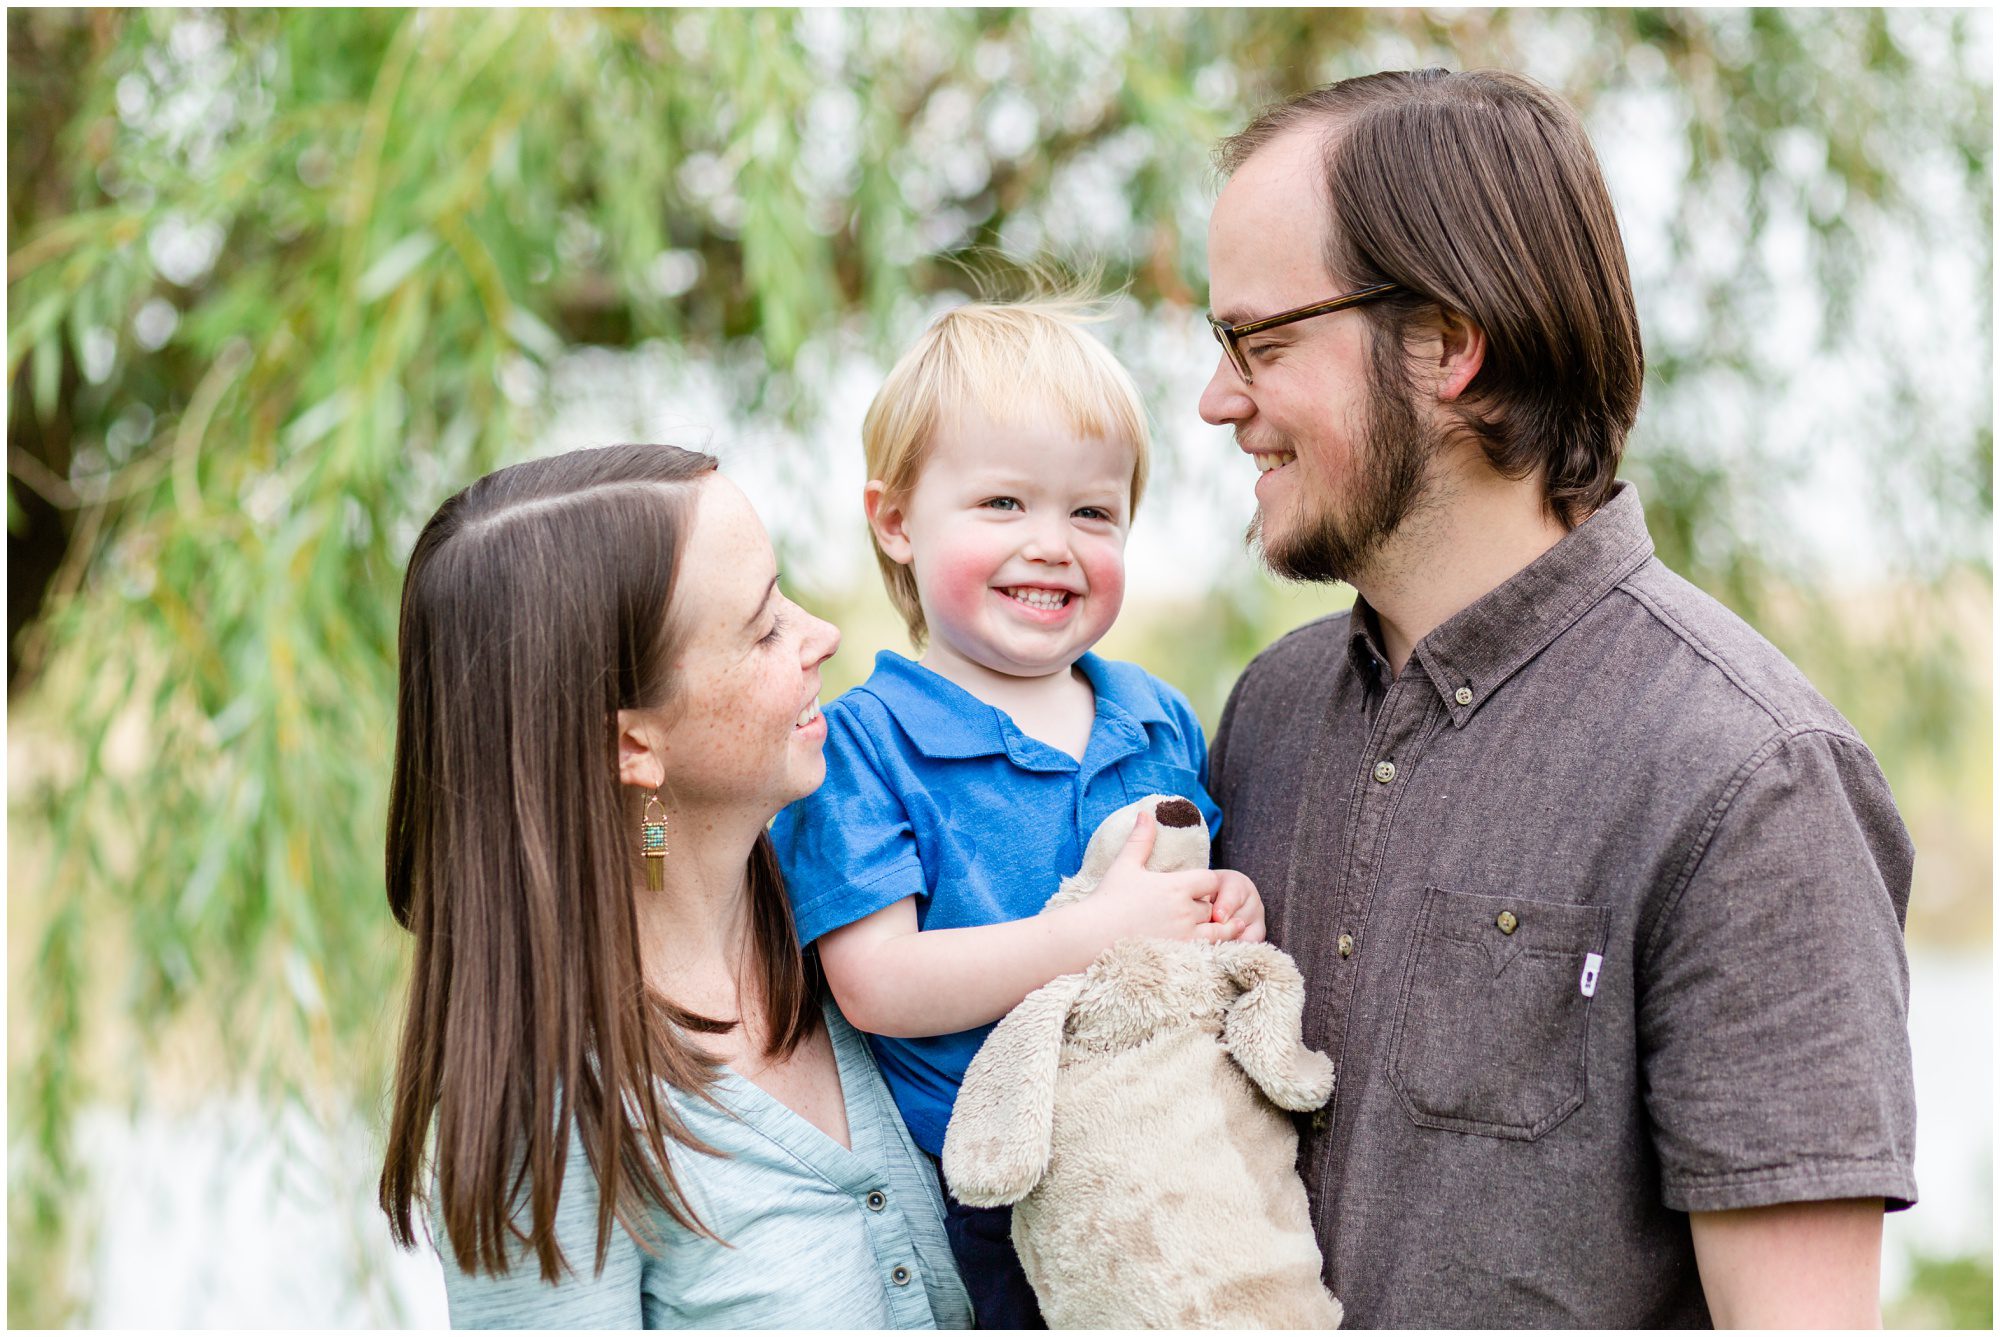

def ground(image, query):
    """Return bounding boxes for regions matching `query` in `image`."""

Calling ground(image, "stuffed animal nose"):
[1155,798,1201,829]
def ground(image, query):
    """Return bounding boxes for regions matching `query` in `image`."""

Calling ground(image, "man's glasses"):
[1206,282,1402,383]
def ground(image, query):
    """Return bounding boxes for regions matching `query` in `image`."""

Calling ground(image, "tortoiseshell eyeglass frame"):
[1206,282,1402,383]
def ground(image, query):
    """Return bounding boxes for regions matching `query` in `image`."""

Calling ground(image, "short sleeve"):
[1638,728,1918,1213]
[1162,683,1224,836]
[771,700,930,946]
[434,1127,647,1329]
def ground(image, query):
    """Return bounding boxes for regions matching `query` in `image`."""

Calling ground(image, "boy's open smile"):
[996,584,1078,621]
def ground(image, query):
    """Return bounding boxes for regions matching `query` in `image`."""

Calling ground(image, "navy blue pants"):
[932,1159,1046,1330]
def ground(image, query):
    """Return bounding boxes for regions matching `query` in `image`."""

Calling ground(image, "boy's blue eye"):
[1074,506,1113,522]
[982,497,1023,511]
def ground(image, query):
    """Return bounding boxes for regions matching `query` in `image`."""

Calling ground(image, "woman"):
[377,444,971,1328]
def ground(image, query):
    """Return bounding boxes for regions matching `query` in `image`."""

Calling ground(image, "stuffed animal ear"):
[941,973,1089,1207]
[1214,941,1336,1112]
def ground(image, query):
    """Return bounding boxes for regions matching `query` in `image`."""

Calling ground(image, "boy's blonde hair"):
[861,298,1152,648]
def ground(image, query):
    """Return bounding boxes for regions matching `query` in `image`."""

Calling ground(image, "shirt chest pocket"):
[1121,761,1203,810]
[1387,887,1607,1141]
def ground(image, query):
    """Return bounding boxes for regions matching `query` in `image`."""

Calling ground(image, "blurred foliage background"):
[7,7,1991,1327]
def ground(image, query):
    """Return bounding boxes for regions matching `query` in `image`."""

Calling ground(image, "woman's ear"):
[1435,309,1488,404]
[614,710,667,791]
[863,480,914,566]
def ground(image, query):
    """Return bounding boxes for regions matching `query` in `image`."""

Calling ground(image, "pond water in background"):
[78,949,1990,1325]
[1882,949,1993,1297]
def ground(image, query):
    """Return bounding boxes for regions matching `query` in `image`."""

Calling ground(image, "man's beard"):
[1248,372,1438,585]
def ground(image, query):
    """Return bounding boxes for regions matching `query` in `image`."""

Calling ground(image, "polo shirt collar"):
[860,649,1172,763]
[1366,481,1656,725]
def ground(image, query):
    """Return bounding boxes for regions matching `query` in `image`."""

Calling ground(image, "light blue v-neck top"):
[435,1001,972,1329]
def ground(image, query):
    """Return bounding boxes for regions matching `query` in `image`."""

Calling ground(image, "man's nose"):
[1198,352,1252,426]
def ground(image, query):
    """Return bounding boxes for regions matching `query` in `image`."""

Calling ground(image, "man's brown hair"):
[1216,68,1643,527]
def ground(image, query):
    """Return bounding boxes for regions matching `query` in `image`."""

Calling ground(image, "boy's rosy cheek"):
[1081,549,1126,618]
[921,548,998,622]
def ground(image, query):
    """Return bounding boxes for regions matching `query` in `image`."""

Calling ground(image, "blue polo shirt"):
[770,649,1222,1157]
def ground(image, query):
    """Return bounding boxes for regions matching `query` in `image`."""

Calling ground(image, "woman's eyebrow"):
[741,574,779,633]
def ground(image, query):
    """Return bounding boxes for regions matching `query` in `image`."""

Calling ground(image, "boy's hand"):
[1209,869,1268,943]
[1075,808,1244,949]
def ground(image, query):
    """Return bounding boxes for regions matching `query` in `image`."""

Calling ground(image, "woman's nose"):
[805,612,841,667]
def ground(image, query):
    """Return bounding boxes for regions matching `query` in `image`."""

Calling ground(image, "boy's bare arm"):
[818,811,1250,1037]
[820,896,1112,1037]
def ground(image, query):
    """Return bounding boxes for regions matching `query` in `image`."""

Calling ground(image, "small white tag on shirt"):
[1579,952,1603,998]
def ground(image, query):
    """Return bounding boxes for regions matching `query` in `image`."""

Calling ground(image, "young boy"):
[769,300,1263,1328]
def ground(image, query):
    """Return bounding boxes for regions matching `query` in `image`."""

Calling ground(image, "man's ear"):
[863,480,914,566]
[614,710,666,791]
[1434,309,1487,404]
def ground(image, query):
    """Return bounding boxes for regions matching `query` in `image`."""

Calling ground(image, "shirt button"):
[1337,933,1354,958]
[892,1265,912,1287]
[866,1190,886,1212]
[1373,760,1397,784]
[1496,910,1519,935]
[1455,687,1473,706]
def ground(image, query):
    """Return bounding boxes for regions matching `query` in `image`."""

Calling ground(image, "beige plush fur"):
[942,796,1343,1329]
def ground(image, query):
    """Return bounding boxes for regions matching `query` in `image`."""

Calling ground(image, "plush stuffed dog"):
[942,795,1343,1330]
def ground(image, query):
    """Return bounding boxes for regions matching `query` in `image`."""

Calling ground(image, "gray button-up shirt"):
[1210,482,1917,1328]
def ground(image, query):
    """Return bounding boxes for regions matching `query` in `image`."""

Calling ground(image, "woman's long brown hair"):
[378,444,823,1282]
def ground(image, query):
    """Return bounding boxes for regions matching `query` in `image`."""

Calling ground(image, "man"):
[1201,69,1916,1327]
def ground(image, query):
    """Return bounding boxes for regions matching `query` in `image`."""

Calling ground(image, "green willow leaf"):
[354,231,438,304]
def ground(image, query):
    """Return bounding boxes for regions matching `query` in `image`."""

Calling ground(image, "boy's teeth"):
[1255,452,1297,473]
[1003,587,1070,610]
[795,697,820,728]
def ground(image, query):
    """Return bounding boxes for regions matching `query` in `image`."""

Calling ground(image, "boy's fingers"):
[1213,880,1248,919]
[1193,920,1244,944]
[1115,807,1159,867]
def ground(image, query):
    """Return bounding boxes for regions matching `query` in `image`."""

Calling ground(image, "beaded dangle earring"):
[640,791,669,891]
